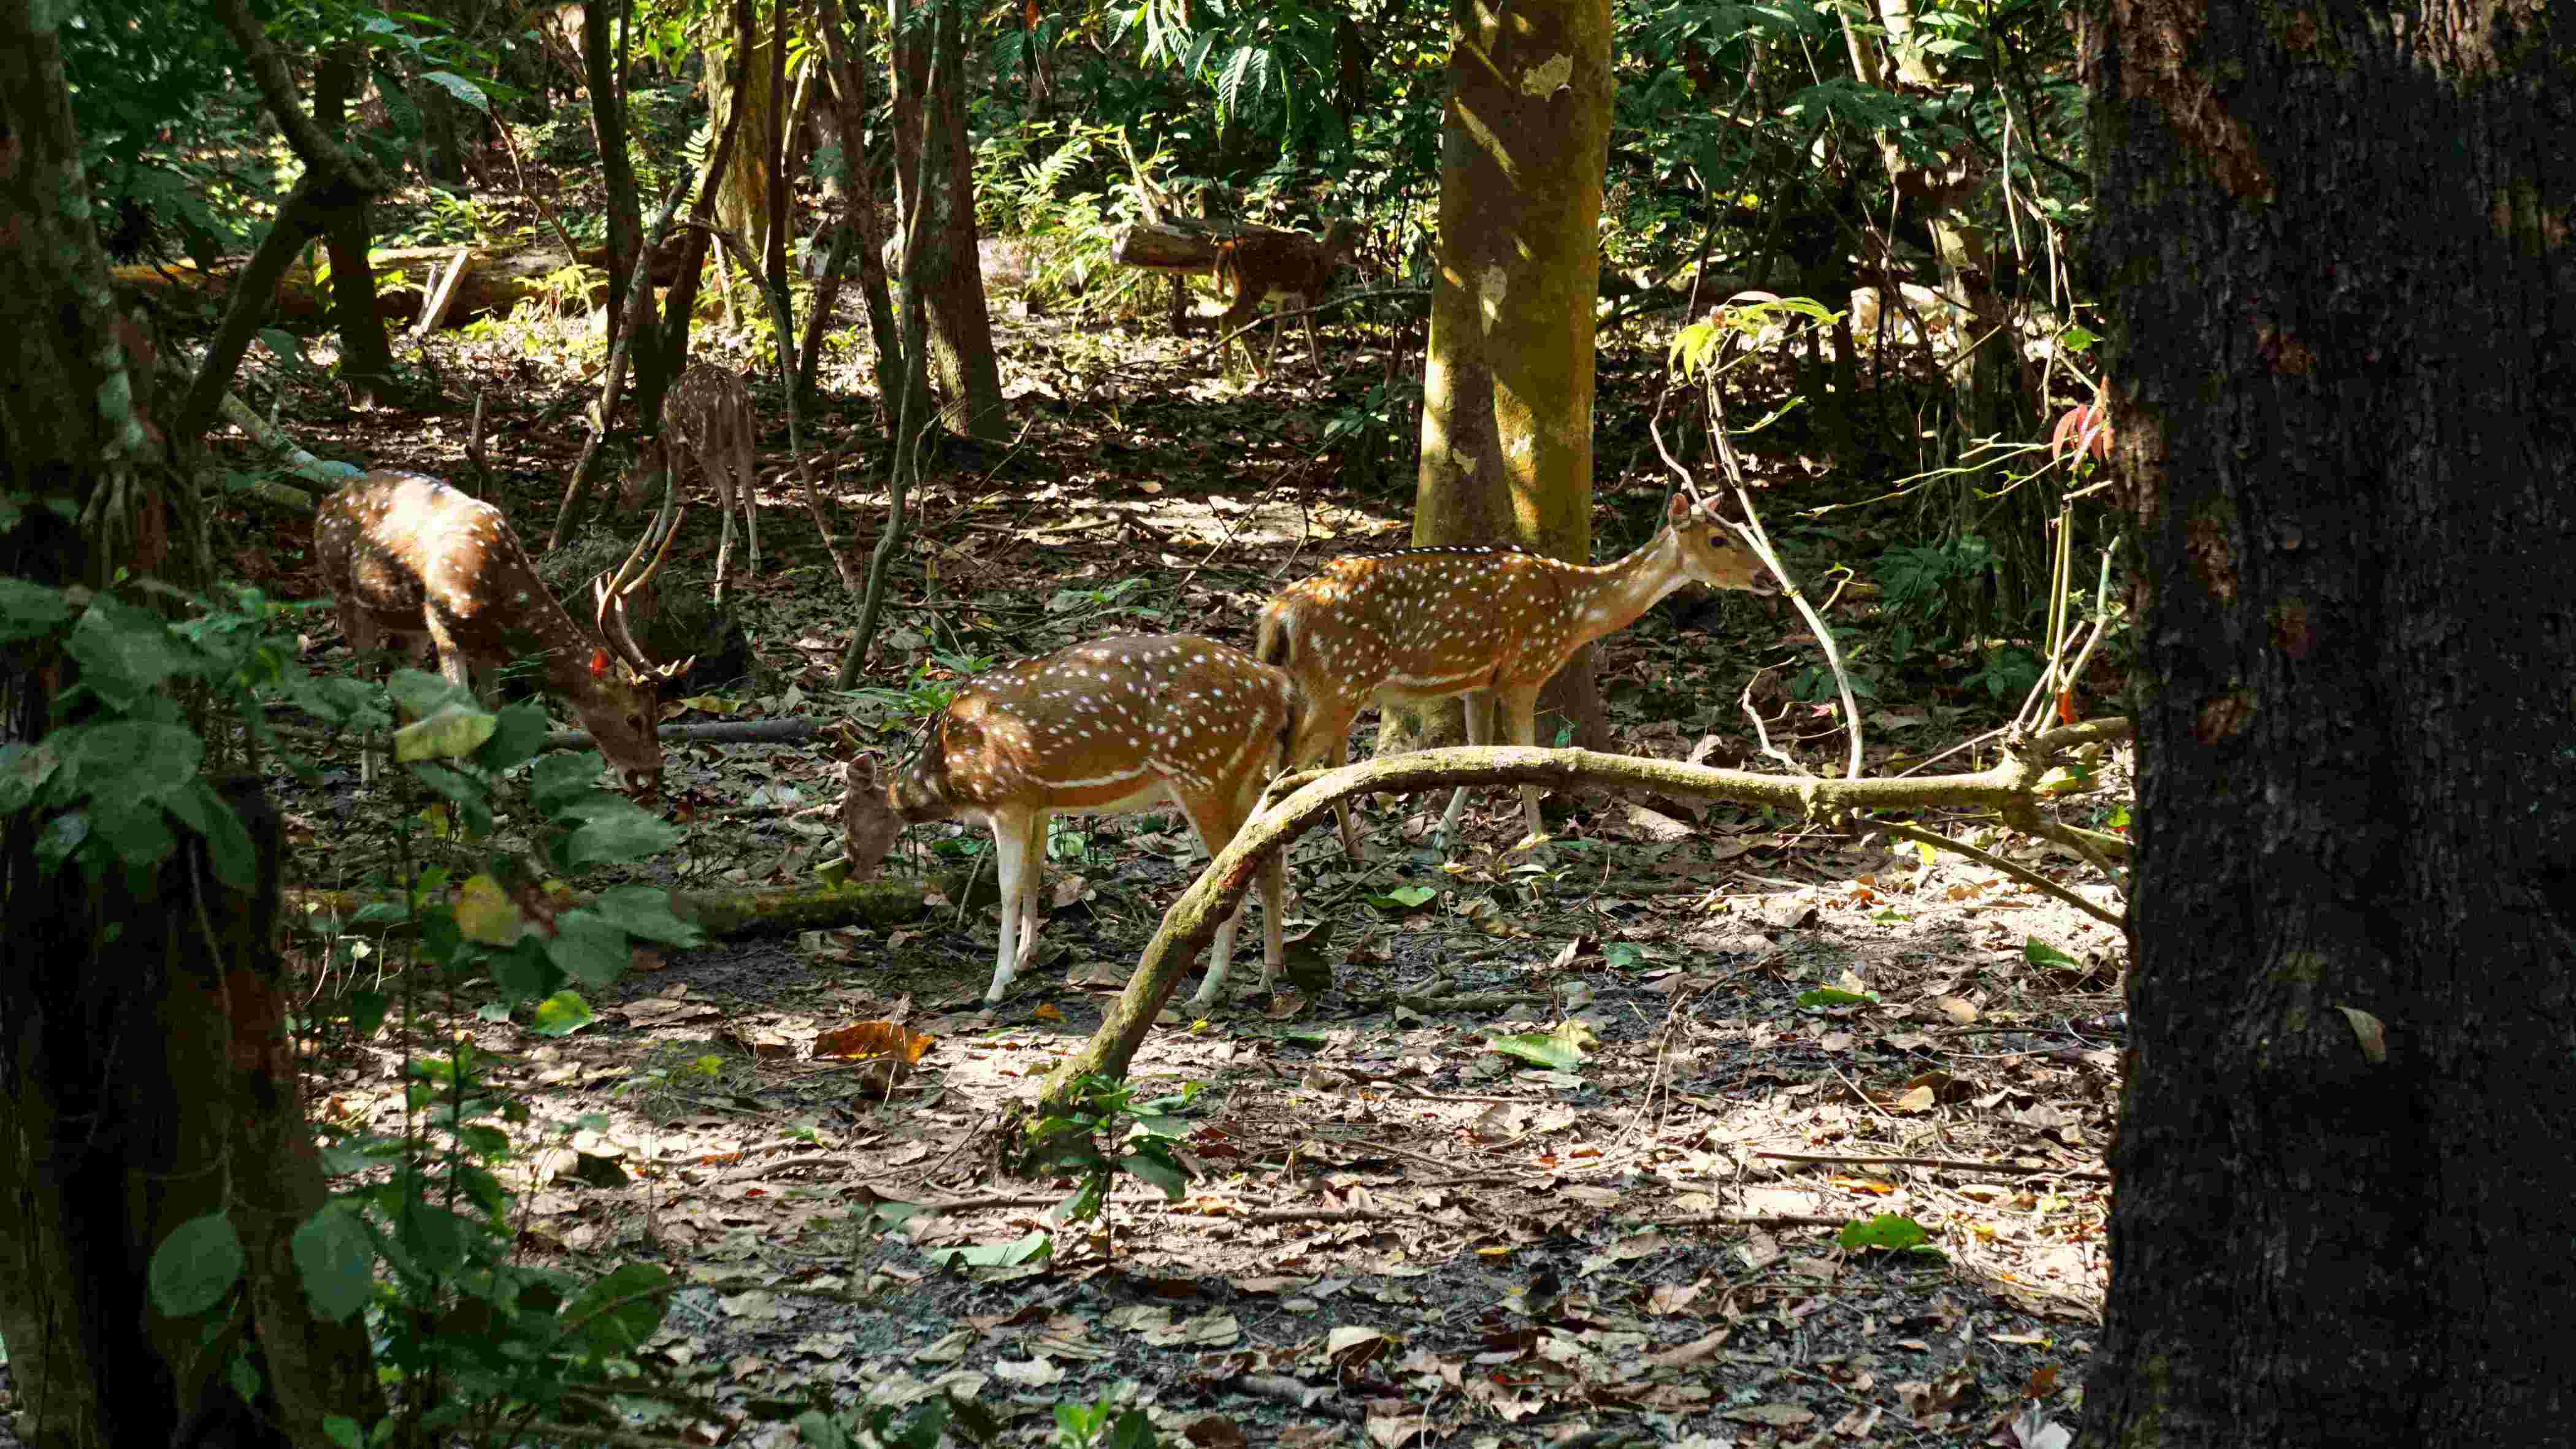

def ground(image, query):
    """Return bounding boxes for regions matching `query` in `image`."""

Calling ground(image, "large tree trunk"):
[2079,2,2576,1444]
[1387,0,1614,762]
[1,7,378,1445]
[887,0,1005,442]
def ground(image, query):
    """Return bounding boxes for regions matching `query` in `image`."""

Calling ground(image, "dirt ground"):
[39,262,2131,1448]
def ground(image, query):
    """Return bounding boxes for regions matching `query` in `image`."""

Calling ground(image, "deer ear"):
[843,756,878,791]
[1668,493,1693,524]
[590,648,613,677]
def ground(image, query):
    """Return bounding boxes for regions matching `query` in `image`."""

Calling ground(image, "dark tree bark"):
[2,7,378,1445]
[2080,2,2576,1444]
[307,44,399,401]
[583,0,652,373]
[1385,0,1613,760]
[887,0,1005,442]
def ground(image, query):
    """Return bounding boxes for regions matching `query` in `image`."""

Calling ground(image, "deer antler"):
[591,445,694,682]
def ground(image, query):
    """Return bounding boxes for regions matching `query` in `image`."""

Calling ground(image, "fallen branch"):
[1754,1150,2110,1183]
[1029,718,2130,1112]
[543,717,826,751]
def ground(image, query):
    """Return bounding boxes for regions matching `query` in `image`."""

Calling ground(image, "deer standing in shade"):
[1211,220,1364,378]
[662,364,760,604]
[1257,493,1776,857]
[315,465,690,796]
[838,635,1300,1006]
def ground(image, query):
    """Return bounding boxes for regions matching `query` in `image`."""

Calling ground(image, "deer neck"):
[517,599,623,708]
[1558,527,1693,646]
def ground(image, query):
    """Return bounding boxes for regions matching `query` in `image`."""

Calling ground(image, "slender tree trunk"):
[887,0,1005,442]
[810,0,911,416]
[310,45,399,402]
[583,0,651,374]
[1388,0,1614,762]
[2079,2,2576,1443]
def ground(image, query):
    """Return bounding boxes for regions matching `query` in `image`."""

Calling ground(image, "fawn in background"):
[1257,493,1776,857]
[1212,220,1365,378]
[315,466,691,796]
[838,636,1301,1007]
[661,364,761,605]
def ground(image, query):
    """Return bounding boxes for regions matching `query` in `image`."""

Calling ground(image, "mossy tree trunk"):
[2079,0,2576,1442]
[707,7,783,285]
[1386,0,1614,763]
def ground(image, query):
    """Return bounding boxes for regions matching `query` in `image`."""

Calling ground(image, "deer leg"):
[1498,679,1547,846]
[1301,306,1324,372]
[705,454,737,606]
[1219,291,1265,377]
[1329,733,1365,862]
[1438,689,1493,849]
[736,438,761,581]
[1176,784,1251,1006]
[985,809,1040,1003]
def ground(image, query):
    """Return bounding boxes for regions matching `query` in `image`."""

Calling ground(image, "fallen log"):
[286,871,985,942]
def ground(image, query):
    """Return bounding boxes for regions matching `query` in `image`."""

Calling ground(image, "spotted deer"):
[1212,220,1363,378]
[838,636,1300,1006]
[1257,494,1776,857]
[315,466,691,796]
[662,364,760,604]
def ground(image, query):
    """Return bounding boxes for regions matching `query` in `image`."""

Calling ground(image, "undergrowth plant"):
[0,576,706,1444]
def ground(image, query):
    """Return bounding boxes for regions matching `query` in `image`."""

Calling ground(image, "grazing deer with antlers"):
[838,635,1300,1006]
[1212,220,1363,378]
[662,364,760,604]
[1258,493,1776,857]
[315,465,691,796]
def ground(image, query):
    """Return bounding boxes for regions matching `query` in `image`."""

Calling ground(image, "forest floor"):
[213,261,2125,1448]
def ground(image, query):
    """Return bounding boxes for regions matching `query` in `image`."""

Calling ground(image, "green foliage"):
[1018,1074,1202,1244]
[2,563,703,1437]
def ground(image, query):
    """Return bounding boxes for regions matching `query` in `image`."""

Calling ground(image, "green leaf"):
[0,577,74,642]
[393,706,496,763]
[1487,1032,1582,1071]
[530,990,596,1036]
[917,1230,1052,1267]
[385,667,473,721]
[67,595,199,705]
[544,911,629,986]
[1367,885,1437,911]
[1600,942,1647,969]
[473,705,551,773]
[256,329,307,367]
[1836,1212,1938,1253]
[1119,1151,1187,1201]
[150,1212,246,1317]
[529,751,609,808]
[486,938,560,1000]
[2023,939,2078,968]
[1797,987,1873,1007]
[0,741,61,814]
[91,797,177,868]
[589,884,702,946]
[418,70,491,112]
[323,1417,364,1449]
[58,720,201,806]
[291,1204,377,1323]
[566,1262,670,1352]
[163,777,257,890]
[558,798,683,868]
